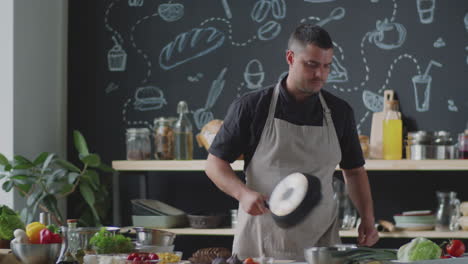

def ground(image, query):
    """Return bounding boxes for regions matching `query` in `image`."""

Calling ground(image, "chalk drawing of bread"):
[159,27,225,70]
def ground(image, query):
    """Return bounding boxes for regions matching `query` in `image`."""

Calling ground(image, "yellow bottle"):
[383,101,402,160]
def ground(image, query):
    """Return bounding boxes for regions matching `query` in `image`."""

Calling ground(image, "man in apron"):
[205,24,379,260]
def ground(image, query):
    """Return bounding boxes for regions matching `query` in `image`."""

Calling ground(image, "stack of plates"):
[393,210,436,231]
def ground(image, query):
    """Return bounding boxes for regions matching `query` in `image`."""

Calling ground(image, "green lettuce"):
[0,205,25,240]
[397,237,442,261]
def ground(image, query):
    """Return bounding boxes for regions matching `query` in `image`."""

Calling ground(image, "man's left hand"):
[357,219,379,246]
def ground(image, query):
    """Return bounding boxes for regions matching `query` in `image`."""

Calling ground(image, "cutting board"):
[369,90,394,159]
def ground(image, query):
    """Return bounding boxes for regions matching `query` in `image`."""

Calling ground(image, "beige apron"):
[232,82,342,261]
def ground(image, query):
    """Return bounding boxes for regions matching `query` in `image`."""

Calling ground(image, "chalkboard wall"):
[68,0,468,250]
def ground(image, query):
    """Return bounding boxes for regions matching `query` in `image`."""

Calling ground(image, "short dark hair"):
[288,24,333,51]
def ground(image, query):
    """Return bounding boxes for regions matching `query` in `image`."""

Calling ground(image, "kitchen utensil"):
[304,245,356,264]
[370,90,395,159]
[268,172,322,229]
[11,242,61,264]
[133,227,176,246]
[435,191,460,231]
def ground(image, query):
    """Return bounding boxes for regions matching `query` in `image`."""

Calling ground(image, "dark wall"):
[68,0,468,253]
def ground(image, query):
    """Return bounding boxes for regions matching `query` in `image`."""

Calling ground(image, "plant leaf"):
[33,152,49,166]
[74,130,89,156]
[27,187,42,207]
[42,194,63,223]
[60,184,74,195]
[67,172,80,185]
[80,154,101,167]
[14,155,33,166]
[56,159,80,173]
[79,182,100,223]
[13,163,34,170]
[20,208,32,224]
[10,175,36,185]
[79,182,95,205]
[4,164,12,171]
[0,174,5,180]
[84,170,100,190]
[16,184,32,195]
[0,153,9,166]
[1,180,13,192]
[98,163,115,173]
[41,153,56,174]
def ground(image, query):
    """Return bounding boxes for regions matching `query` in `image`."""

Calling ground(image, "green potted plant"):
[0,130,114,226]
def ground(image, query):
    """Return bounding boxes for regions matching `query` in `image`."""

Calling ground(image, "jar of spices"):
[126,128,151,160]
[359,135,370,159]
[154,117,174,160]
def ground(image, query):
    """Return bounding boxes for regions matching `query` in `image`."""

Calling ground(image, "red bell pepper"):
[39,228,62,244]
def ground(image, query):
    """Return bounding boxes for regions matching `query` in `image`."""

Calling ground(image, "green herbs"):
[89,228,133,254]
[0,205,25,240]
[397,237,442,261]
[332,247,397,264]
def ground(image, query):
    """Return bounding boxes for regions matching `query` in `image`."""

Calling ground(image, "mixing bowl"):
[11,242,61,264]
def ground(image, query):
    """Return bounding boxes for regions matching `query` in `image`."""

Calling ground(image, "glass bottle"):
[56,226,79,264]
[382,100,402,160]
[173,101,193,160]
[153,117,174,160]
[126,128,151,160]
[67,219,79,256]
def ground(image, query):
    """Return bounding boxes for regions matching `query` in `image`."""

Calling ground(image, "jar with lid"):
[126,128,151,160]
[173,101,193,160]
[358,135,369,159]
[458,132,468,159]
[153,117,174,160]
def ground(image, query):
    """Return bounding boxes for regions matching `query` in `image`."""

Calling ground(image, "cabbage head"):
[0,205,25,240]
[397,237,442,261]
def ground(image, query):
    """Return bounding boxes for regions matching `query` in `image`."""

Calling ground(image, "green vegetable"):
[332,247,397,264]
[46,224,59,234]
[397,237,442,261]
[0,205,25,240]
[89,227,133,254]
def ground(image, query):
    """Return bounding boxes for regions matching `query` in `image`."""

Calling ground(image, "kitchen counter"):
[0,249,19,264]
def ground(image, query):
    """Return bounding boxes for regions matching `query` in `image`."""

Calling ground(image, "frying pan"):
[267,172,322,228]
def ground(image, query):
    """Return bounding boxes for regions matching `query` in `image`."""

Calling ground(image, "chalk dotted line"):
[200,17,257,47]
[130,11,160,84]
[104,0,124,44]
[390,0,397,23]
[122,98,151,126]
[357,53,422,132]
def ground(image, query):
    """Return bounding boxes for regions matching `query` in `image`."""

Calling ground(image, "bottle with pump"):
[382,100,402,160]
[174,101,193,160]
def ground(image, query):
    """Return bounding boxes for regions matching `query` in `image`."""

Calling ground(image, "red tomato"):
[128,253,139,260]
[140,256,148,261]
[244,258,255,264]
[133,256,142,262]
[446,240,466,257]
[148,253,159,260]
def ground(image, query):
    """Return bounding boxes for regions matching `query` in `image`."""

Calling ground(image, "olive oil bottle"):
[382,100,402,160]
[174,101,193,160]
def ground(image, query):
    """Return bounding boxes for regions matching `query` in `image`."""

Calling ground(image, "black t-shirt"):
[209,80,365,171]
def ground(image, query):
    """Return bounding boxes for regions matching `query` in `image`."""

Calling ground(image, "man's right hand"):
[238,189,269,215]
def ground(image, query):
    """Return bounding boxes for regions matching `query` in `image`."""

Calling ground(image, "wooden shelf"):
[158,228,468,238]
[112,159,468,171]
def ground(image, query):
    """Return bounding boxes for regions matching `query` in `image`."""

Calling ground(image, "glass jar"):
[458,133,468,159]
[359,135,370,159]
[153,117,174,160]
[126,128,151,160]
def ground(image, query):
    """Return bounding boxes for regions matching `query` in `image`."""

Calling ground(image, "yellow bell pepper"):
[26,222,46,244]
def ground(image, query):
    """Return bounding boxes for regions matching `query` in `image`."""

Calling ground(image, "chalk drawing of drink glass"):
[412,60,442,112]
[416,0,436,24]
[107,36,127,72]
